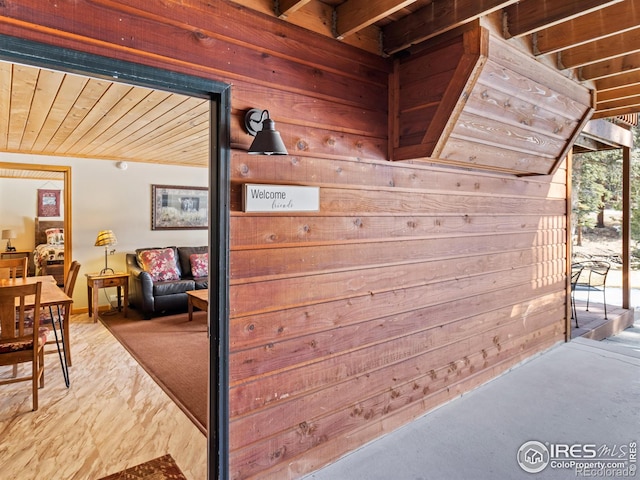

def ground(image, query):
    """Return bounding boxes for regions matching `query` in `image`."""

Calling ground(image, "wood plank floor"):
[0,313,207,480]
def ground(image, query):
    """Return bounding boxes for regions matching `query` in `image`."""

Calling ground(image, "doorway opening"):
[0,34,231,479]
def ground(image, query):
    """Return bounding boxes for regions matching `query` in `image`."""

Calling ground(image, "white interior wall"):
[0,152,209,310]
[0,177,64,250]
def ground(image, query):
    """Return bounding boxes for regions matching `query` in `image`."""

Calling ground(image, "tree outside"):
[572,124,640,287]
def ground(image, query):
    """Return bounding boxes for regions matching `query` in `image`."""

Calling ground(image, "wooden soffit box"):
[391,25,594,176]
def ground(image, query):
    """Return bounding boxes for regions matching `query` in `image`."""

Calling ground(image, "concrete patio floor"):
[305,311,640,479]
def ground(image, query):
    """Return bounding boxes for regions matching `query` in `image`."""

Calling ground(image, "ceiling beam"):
[580,51,640,81]
[277,0,312,18]
[533,0,639,55]
[335,0,416,39]
[559,27,640,69]
[597,83,640,102]
[503,0,621,39]
[597,93,640,110]
[382,0,516,55]
[596,70,640,91]
[581,118,634,148]
[574,135,603,152]
[593,102,640,119]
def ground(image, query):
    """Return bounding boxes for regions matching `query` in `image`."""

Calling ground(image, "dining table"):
[0,275,73,387]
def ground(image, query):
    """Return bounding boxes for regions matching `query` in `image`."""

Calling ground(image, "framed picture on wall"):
[37,189,61,217]
[151,184,208,230]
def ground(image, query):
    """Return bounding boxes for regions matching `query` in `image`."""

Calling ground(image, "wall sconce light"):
[244,108,288,155]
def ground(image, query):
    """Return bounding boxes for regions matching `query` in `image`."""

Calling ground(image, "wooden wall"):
[435,33,592,175]
[0,1,568,478]
[392,25,486,161]
[229,157,567,478]
[391,24,593,176]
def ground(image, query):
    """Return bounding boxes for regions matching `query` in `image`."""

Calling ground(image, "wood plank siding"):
[228,157,567,478]
[392,25,593,175]
[0,1,569,478]
[392,26,488,162]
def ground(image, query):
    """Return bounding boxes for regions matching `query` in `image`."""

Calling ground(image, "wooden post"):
[566,151,573,342]
[622,145,631,309]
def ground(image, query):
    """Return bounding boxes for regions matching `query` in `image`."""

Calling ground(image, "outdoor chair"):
[570,264,584,327]
[575,260,611,320]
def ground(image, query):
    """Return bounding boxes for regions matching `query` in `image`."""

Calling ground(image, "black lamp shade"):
[245,109,288,155]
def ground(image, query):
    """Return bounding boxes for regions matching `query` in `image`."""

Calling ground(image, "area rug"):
[99,454,187,479]
[100,309,208,434]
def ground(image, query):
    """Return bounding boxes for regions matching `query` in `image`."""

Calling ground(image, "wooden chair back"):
[42,261,81,371]
[64,261,81,297]
[0,281,45,410]
[0,257,28,279]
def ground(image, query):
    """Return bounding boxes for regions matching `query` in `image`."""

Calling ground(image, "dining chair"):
[33,260,81,387]
[1,257,30,379]
[44,261,81,361]
[0,257,28,279]
[0,281,46,411]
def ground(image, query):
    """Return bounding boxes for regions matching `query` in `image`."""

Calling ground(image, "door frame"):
[0,34,231,479]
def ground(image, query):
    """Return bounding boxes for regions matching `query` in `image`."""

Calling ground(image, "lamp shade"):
[248,119,288,155]
[95,230,117,247]
[245,109,288,155]
[2,229,16,240]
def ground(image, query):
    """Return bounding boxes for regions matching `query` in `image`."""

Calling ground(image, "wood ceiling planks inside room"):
[0,61,209,167]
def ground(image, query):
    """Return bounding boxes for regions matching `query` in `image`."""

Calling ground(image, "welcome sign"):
[243,184,320,212]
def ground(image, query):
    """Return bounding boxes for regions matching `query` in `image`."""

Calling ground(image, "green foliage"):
[572,148,619,232]
[572,154,607,229]
[629,126,640,246]
[572,125,640,245]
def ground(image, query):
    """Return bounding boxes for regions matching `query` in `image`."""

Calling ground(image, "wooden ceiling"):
[238,0,640,120]
[0,61,210,168]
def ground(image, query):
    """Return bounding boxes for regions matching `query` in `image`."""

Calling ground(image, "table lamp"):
[2,229,16,252]
[95,230,117,275]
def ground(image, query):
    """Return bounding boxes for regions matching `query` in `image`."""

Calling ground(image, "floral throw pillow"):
[45,228,64,245]
[190,253,208,278]
[138,248,180,282]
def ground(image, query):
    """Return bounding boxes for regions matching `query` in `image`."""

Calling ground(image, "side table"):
[86,272,129,322]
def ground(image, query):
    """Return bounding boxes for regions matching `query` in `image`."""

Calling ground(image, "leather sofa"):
[126,246,207,319]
